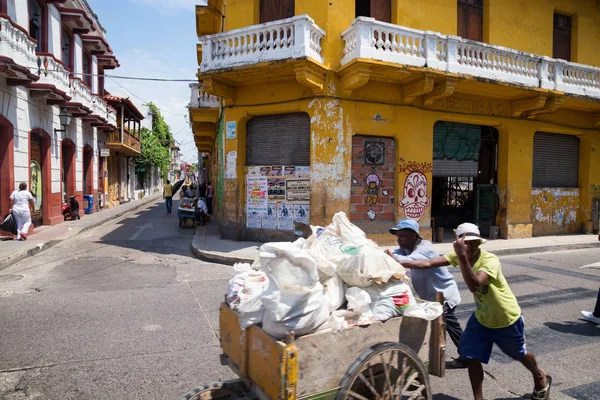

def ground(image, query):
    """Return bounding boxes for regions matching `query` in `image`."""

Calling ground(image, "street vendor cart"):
[182,302,446,400]
[178,198,196,228]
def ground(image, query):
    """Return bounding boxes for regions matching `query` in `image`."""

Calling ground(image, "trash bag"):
[364,281,417,321]
[335,245,407,287]
[259,242,330,338]
[226,263,269,329]
[322,274,345,313]
[0,213,17,235]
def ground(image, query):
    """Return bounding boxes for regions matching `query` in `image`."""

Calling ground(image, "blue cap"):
[389,219,420,236]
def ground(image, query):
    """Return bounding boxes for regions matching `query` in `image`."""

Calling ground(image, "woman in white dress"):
[8,182,35,241]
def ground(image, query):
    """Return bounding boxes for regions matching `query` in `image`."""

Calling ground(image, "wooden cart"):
[182,302,446,400]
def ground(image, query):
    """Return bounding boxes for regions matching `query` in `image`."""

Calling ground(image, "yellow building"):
[192,0,600,243]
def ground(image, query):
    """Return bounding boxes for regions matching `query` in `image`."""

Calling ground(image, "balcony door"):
[355,0,391,23]
[457,0,483,42]
[260,0,294,23]
[553,13,571,61]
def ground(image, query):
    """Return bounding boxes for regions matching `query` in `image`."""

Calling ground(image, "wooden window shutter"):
[260,0,295,23]
[553,13,571,61]
[370,0,391,23]
[457,0,483,41]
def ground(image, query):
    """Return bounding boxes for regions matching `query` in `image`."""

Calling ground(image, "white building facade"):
[0,0,119,227]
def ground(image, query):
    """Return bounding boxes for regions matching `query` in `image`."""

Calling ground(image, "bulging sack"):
[226,263,269,329]
[0,213,17,235]
[365,281,417,321]
[335,245,407,287]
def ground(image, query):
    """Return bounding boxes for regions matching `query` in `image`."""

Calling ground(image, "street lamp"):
[54,107,72,134]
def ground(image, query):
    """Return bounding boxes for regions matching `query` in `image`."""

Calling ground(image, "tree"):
[136,104,173,179]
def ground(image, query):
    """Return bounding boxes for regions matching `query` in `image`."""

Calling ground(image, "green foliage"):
[135,103,173,180]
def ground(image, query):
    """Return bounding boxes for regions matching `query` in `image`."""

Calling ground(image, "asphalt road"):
[0,199,599,399]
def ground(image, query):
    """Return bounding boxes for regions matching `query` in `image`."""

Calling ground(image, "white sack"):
[335,245,407,287]
[329,212,372,246]
[259,242,330,338]
[307,227,347,278]
[323,274,345,313]
[226,263,269,329]
[346,287,371,313]
[404,301,444,321]
[365,281,417,321]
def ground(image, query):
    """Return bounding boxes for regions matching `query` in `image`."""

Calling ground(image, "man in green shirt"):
[400,223,551,400]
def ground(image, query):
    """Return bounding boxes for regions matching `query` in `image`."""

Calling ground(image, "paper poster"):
[286,179,310,201]
[260,166,272,176]
[268,178,286,200]
[225,151,237,179]
[277,202,294,230]
[247,166,260,177]
[295,166,310,178]
[226,121,237,139]
[283,166,295,176]
[246,212,262,229]
[246,176,268,215]
[271,166,283,176]
[294,204,310,225]
[262,202,277,230]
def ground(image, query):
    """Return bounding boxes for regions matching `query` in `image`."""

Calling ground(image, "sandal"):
[531,375,552,400]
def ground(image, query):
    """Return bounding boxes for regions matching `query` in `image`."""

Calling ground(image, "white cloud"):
[127,0,207,13]
[104,48,199,162]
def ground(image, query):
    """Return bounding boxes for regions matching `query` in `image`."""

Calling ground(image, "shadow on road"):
[95,198,198,258]
[544,321,600,337]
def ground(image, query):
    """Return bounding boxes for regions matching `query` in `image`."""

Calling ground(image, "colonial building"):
[195,0,600,243]
[0,0,120,227]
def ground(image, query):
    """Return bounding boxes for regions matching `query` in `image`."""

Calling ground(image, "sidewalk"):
[0,194,161,271]
[192,222,600,266]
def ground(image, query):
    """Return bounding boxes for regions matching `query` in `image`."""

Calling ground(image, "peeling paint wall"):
[531,188,580,235]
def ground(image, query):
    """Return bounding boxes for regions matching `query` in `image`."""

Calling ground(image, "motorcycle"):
[62,195,80,221]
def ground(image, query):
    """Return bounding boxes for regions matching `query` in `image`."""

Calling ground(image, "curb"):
[191,237,600,266]
[0,195,161,271]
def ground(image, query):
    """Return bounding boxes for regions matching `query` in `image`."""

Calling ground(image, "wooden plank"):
[429,293,446,377]
[246,324,287,400]
[294,316,431,397]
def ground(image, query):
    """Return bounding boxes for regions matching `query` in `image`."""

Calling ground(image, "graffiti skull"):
[400,172,430,221]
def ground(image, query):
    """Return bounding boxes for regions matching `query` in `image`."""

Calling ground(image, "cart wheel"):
[181,379,251,400]
[336,342,431,400]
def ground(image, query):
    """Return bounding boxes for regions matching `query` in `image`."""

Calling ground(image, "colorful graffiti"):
[398,160,432,222]
[363,173,383,205]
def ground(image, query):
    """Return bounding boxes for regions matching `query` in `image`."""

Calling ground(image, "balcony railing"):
[107,128,141,153]
[199,14,325,72]
[36,55,71,95]
[342,17,600,99]
[189,83,220,108]
[0,17,38,71]
[71,78,93,110]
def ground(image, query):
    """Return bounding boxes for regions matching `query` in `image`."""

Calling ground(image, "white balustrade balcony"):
[36,55,71,96]
[189,83,219,108]
[70,78,94,111]
[199,15,325,72]
[342,17,600,99]
[0,17,38,78]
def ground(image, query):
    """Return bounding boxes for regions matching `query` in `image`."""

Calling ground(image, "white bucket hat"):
[456,223,487,243]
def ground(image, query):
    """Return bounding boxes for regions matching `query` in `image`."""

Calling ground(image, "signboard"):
[226,121,237,139]
[286,179,310,201]
[100,148,110,157]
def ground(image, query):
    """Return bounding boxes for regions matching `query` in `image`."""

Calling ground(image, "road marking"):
[129,222,154,241]
[580,261,600,269]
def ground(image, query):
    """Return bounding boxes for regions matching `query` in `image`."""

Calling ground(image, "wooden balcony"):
[106,128,141,157]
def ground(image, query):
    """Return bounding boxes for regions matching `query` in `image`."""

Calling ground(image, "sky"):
[87,0,206,163]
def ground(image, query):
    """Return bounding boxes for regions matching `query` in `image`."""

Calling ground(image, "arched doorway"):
[29,129,51,227]
[61,139,76,203]
[0,117,15,217]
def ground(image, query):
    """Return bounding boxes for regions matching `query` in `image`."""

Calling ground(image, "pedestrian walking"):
[384,219,467,368]
[8,182,35,241]
[163,180,173,213]
[580,288,600,324]
[206,181,213,215]
[400,223,552,400]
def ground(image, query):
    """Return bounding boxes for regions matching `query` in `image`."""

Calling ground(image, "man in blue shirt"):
[385,219,467,368]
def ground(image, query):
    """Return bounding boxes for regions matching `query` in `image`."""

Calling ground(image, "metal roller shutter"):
[246,113,310,166]
[532,132,579,187]
[433,121,481,177]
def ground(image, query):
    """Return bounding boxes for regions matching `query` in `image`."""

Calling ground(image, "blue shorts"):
[459,314,527,364]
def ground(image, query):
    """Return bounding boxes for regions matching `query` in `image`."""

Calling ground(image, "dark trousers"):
[443,303,464,355]
[165,196,172,213]
[207,197,213,215]
[594,288,600,317]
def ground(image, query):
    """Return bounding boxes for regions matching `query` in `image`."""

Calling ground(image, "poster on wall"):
[247,212,262,229]
[267,178,286,200]
[286,179,310,202]
[247,166,260,177]
[246,176,268,215]
[283,166,295,176]
[295,166,310,178]
[294,204,310,225]
[226,121,237,139]
[277,202,294,230]
[262,203,277,230]
[260,166,272,176]
[225,151,237,179]
[271,166,283,176]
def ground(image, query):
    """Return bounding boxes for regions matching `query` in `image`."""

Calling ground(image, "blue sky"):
[88,0,205,162]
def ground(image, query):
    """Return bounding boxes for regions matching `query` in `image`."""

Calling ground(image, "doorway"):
[0,120,14,217]
[431,122,498,237]
[61,139,76,202]
[30,134,44,227]
[83,145,93,196]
